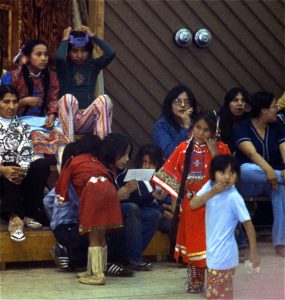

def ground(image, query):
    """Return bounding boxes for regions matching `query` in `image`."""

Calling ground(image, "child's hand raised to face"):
[204,137,218,156]
[211,182,230,196]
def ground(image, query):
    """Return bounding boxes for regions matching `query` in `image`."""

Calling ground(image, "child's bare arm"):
[190,182,227,209]
[242,220,260,268]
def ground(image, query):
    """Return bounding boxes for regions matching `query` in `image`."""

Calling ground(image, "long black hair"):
[61,133,103,169]
[250,91,275,118]
[0,48,3,77]
[162,85,197,132]
[135,143,164,170]
[219,87,250,150]
[100,133,133,168]
[21,40,50,116]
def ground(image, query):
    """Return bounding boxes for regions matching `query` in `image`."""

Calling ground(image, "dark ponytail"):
[169,137,193,257]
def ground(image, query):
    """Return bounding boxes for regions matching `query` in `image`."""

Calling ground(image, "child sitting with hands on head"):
[190,154,260,300]
[56,26,116,142]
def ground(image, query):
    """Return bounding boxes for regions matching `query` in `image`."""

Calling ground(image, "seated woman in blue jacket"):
[152,85,197,158]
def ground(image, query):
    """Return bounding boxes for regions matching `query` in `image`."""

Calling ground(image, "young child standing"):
[191,154,260,299]
[152,111,231,293]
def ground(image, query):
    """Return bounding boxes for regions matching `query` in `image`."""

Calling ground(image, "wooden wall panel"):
[103,0,284,154]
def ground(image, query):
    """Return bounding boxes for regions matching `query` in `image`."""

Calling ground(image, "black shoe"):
[50,244,70,270]
[128,262,153,271]
[105,263,134,277]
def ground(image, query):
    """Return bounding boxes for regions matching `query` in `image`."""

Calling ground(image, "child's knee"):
[58,94,78,107]
[94,94,113,112]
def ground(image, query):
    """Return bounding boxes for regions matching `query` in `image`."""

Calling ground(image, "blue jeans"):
[121,203,161,263]
[239,163,285,247]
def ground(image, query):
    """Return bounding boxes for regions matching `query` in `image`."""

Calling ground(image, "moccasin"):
[23,217,42,229]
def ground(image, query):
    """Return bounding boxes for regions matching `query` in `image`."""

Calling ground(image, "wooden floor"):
[1,242,284,300]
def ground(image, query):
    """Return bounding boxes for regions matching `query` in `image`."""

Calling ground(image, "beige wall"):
[102,0,284,153]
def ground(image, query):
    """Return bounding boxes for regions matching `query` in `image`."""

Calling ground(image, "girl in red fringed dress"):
[55,135,123,285]
[152,111,230,293]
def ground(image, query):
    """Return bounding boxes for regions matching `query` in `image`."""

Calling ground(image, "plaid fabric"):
[206,268,235,300]
[58,94,113,142]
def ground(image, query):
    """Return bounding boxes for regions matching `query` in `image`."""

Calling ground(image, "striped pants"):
[58,94,113,142]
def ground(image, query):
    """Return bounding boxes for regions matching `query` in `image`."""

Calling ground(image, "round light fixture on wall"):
[194,28,212,48]
[174,28,192,48]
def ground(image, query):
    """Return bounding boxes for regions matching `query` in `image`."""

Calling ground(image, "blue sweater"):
[152,116,190,158]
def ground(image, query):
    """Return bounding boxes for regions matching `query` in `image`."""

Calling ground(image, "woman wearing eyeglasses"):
[234,91,285,257]
[152,86,197,158]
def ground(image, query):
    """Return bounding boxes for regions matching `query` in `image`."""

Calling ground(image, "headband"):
[69,33,89,48]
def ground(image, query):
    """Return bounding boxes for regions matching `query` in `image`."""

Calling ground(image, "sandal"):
[128,262,153,271]
[23,217,42,229]
[8,217,26,242]
[105,263,134,277]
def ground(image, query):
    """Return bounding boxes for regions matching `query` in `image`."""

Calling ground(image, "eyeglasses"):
[173,98,193,106]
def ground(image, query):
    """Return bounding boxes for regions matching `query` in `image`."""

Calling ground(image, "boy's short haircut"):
[210,154,240,181]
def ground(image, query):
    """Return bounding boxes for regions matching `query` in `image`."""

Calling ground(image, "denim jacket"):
[152,116,190,158]
[43,185,79,230]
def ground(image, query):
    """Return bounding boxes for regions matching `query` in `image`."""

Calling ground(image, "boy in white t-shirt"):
[190,154,260,299]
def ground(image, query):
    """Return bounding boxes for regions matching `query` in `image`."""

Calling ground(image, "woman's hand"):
[152,189,165,200]
[0,166,26,185]
[180,107,194,128]
[205,137,218,156]
[163,209,174,220]
[20,97,43,108]
[45,114,55,129]
[265,167,278,190]
[63,27,72,40]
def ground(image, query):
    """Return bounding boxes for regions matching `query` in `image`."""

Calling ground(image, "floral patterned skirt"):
[206,268,235,299]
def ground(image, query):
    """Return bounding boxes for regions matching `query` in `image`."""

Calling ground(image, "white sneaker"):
[8,217,26,242]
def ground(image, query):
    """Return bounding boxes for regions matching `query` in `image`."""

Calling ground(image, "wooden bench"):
[0,227,56,270]
[0,226,169,269]
[143,231,170,261]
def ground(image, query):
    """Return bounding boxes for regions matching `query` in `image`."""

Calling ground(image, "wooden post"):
[89,0,105,55]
